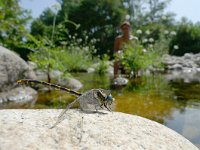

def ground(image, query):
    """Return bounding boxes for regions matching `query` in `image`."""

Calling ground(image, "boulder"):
[163,53,200,70]
[162,53,200,82]
[0,46,36,92]
[58,77,83,91]
[0,87,37,108]
[33,70,82,91]
[34,70,63,81]
[0,109,198,150]
[113,76,129,86]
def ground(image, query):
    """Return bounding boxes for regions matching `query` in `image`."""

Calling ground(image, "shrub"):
[117,41,163,78]
[169,23,200,56]
[95,54,110,75]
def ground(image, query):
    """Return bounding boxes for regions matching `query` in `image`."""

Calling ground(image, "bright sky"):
[20,0,200,23]
[166,0,200,23]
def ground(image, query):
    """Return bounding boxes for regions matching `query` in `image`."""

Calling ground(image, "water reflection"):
[72,73,200,147]
[113,75,181,124]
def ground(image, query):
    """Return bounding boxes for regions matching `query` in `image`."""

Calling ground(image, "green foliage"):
[95,54,110,75]
[119,40,164,77]
[56,36,96,72]
[71,0,126,55]
[0,0,31,59]
[30,0,176,58]
[27,35,64,82]
[169,23,200,56]
[36,0,126,56]
[30,8,56,38]
[28,33,96,82]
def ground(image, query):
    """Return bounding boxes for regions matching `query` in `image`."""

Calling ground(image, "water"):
[69,72,200,147]
[7,72,200,147]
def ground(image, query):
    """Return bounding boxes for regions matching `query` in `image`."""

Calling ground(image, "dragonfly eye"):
[106,94,113,102]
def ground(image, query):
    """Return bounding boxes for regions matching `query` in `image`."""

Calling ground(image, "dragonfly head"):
[106,94,115,105]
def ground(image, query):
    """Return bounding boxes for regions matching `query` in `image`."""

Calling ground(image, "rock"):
[113,76,129,86]
[87,67,95,73]
[0,87,37,108]
[165,71,200,83]
[183,53,193,59]
[163,53,200,70]
[34,70,63,81]
[163,53,200,82]
[34,70,83,91]
[58,77,83,91]
[0,46,36,92]
[168,64,183,71]
[0,109,198,150]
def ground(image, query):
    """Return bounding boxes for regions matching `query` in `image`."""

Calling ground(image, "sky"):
[20,0,200,23]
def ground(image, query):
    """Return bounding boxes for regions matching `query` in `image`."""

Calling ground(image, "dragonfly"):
[17,79,115,128]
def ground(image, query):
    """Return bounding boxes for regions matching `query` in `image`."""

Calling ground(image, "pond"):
[12,72,200,147]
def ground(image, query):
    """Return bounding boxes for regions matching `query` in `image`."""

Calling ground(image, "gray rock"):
[58,77,83,91]
[163,53,200,82]
[0,87,37,108]
[168,64,183,70]
[165,71,200,83]
[34,69,82,91]
[0,109,198,150]
[183,53,193,59]
[0,46,36,92]
[114,76,129,86]
[87,67,95,73]
[34,70,63,81]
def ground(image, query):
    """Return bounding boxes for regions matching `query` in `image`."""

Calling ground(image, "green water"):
[34,72,200,147]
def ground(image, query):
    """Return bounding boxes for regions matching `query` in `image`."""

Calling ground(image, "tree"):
[124,0,174,27]
[169,23,200,56]
[64,0,126,56]
[0,0,31,59]
[30,8,56,38]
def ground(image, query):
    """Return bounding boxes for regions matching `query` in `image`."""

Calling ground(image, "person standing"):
[113,21,137,77]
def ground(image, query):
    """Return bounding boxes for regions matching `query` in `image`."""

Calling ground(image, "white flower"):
[149,44,153,48]
[149,38,154,42]
[117,50,123,54]
[52,2,61,12]
[93,49,97,53]
[142,39,148,43]
[170,31,176,36]
[77,38,82,43]
[164,30,169,34]
[142,49,147,53]
[173,45,179,49]
[145,30,150,35]
[136,29,142,34]
[161,15,167,20]
[91,39,96,43]
[84,46,89,51]
[117,50,123,59]
[125,14,130,20]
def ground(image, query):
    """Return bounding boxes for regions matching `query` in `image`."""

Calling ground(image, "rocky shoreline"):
[162,53,200,82]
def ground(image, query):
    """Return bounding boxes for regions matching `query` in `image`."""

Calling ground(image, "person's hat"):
[120,21,131,28]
